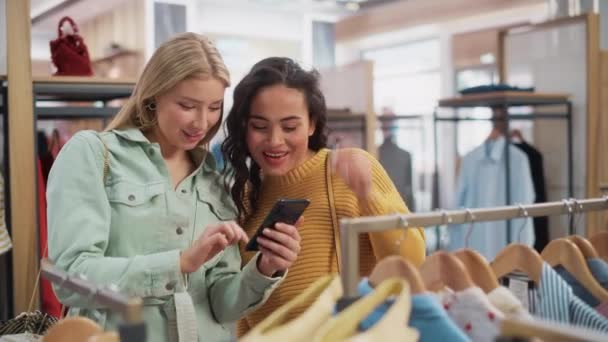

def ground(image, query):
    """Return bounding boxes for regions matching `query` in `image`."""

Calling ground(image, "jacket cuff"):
[147,249,187,297]
[241,253,286,294]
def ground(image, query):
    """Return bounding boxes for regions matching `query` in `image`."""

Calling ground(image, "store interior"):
[1,0,608,341]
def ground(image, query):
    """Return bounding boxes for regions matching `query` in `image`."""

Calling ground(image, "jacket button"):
[176,227,183,235]
[165,281,176,291]
[128,194,136,201]
[181,189,187,194]
[148,148,154,155]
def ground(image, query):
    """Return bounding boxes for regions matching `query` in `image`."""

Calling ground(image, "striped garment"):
[0,172,11,255]
[536,262,608,333]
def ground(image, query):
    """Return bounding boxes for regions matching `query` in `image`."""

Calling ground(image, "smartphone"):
[245,198,310,252]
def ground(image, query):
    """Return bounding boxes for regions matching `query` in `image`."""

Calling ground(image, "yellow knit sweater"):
[238,148,425,334]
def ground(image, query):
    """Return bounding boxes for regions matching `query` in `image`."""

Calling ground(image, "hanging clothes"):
[0,171,11,256]
[450,136,535,260]
[514,141,549,252]
[487,286,532,320]
[37,159,62,318]
[378,137,416,210]
[535,262,608,332]
[554,258,608,309]
[356,279,470,342]
[436,286,505,342]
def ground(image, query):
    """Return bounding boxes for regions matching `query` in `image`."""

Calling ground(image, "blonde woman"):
[47,33,301,342]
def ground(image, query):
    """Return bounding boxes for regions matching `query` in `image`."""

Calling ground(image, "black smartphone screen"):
[245,199,310,251]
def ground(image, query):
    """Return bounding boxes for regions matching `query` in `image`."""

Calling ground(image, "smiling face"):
[245,84,315,176]
[152,76,225,154]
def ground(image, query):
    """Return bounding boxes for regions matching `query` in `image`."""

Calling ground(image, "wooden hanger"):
[453,248,499,293]
[419,251,474,292]
[590,231,608,262]
[490,243,543,284]
[541,238,608,302]
[567,235,598,259]
[501,317,608,342]
[88,332,120,342]
[43,316,103,342]
[369,256,426,294]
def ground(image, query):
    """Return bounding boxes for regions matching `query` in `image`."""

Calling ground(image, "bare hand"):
[256,217,303,277]
[180,221,249,273]
[331,149,372,200]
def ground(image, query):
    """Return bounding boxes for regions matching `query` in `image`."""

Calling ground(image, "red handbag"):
[49,16,93,76]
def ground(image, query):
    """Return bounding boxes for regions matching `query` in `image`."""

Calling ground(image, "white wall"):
[194,3,304,42]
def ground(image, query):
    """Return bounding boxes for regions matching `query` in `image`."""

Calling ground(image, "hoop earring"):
[146,102,156,112]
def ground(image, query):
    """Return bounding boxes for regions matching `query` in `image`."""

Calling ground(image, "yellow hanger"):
[419,251,474,292]
[541,238,608,303]
[313,278,418,342]
[369,256,426,294]
[241,275,342,342]
[589,231,608,262]
[453,248,499,293]
[567,235,598,259]
[43,316,103,342]
[490,244,543,284]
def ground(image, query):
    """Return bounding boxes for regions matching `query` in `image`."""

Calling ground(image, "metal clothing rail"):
[339,196,608,299]
[40,259,146,341]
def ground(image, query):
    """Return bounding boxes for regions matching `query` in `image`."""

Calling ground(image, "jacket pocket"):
[106,180,165,207]
[196,187,236,221]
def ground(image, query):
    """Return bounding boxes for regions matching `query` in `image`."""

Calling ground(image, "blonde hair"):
[105,32,230,145]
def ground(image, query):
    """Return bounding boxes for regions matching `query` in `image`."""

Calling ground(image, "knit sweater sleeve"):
[356,149,426,266]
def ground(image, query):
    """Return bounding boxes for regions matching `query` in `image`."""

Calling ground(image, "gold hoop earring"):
[146,102,156,112]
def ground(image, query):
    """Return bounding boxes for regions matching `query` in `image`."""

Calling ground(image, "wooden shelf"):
[33,76,136,85]
[438,91,570,108]
[32,77,135,102]
[92,50,140,65]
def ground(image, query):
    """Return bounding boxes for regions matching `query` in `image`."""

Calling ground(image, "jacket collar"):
[484,136,506,162]
[113,128,217,172]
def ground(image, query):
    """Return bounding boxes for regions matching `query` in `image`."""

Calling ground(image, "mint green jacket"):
[47,129,283,342]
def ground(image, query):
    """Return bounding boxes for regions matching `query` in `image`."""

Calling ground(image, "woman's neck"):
[144,127,187,161]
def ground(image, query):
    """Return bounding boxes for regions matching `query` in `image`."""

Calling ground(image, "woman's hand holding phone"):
[180,221,249,274]
[256,217,303,277]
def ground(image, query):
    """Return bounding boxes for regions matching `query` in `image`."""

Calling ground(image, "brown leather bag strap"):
[96,133,109,184]
[325,151,342,272]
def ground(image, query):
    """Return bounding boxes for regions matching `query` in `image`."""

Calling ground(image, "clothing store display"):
[314,279,418,341]
[46,129,283,342]
[378,137,416,210]
[488,286,532,320]
[514,142,548,252]
[554,258,608,308]
[238,148,425,334]
[436,286,505,342]
[450,137,535,260]
[0,171,11,256]
[37,160,62,318]
[535,262,608,332]
[357,279,469,342]
[241,275,342,342]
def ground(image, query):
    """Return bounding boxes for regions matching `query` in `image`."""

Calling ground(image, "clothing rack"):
[40,259,146,342]
[338,196,608,300]
[433,92,573,245]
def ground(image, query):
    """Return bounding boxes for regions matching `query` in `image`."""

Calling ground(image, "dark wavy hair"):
[222,57,328,221]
